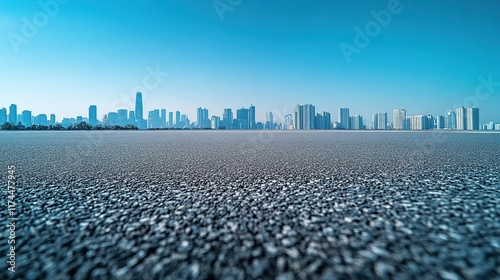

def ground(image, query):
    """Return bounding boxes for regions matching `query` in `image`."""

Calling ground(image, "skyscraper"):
[393,109,406,130]
[197,107,210,129]
[350,115,363,130]
[117,109,128,127]
[284,114,294,130]
[135,92,143,121]
[128,111,136,125]
[339,108,350,129]
[456,107,467,130]
[22,110,32,127]
[236,108,249,129]
[408,115,425,130]
[89,105,98,126]
[466,107,479,131]
[148,109,161,129]
[161,109,167,128]
[168,112,173,127]
[315,111,331,130]
[211,116,220,129]
[9,104,17,124]
[445,110,456,129]
[249,105,256,129]
[294,104,315,130]
[37,114,48,126]
[436,115,445,129]
[0,108,7,124]
[49,114,56,125]
[223,108,233,129]
[175,111,181,127]
[265,112,274,130]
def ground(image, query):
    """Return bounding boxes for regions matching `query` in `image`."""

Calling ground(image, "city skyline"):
[1,96,495,131]
[2,1,500,122]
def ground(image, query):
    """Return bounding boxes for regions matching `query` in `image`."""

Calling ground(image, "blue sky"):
[1,0,499,123]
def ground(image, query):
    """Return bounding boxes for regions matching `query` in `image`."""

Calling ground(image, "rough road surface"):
[1,131,499,279]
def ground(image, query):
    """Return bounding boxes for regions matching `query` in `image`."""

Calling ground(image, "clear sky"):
[1,0,499,123]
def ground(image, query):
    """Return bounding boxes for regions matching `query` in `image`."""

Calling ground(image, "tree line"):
[0,122,138,131]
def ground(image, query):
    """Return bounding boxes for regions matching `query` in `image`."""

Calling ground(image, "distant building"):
[37,114,48,126]
[89,105,98,126]
[456,107,467,130]
[223,109,233,129]
[175,111,181,127]
[249,105,256,129]
[294,104,315,130]
[393,109,406,130]
[407,115,426,130]
[445,110,456,129]
[339,108,350,129]
[0,108,7,124]
[128,111,136,125]
[117,109,128,127]
[265,112,274,130]
[350,115,363,130]
[211,116,220,129]
[284,114,294,130]
[315,111,331,130]
[197,107,210,129]
[436,115,444,129]
[236,108,249,129]
[76,116,83,123]
[135,92,145,129]
[161,109,167,128]
[168,112,173,127]
[108,112,118,126]
[372,112,387,130]
[466,107,479,130]
[148,109,161,129]
[49,114,56,125]
[22,110,32,127]
[9,104,17,124]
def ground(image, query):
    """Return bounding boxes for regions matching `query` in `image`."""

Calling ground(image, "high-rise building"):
[168,112,173,128]
[135,92,143,121]
[37,114,48,126]
[466,107,479,131]
[197,107,210,129]
[456,107,467,130]
[236,108,249,129]
[284,114,294,130]
[294,104,315,130]
[89,105,98,126]
[128,111,136,125]
[339,108,350,129]
[265,112,274,130]
[108,112,118,125]
[372,112,387,130]
[175,111,181,127]
[445,110,456,129]
[76,116,83,123]
[9,104,17,124]
[22,110,32,127]
[49,114,56,125]
[372,113,379,130]
[117,109,128,127]
[436,115,445,129]
[148,109,161,129]
[426,115,435,130]
[315,111,331,130]
[249,105,256,129]
[161,109,167,128]
[211,116,220,129]
[393,109,406,130]
[350,115,363,130]
[222,109,233,129]
[408,115,425,130]
[0,108,7,124]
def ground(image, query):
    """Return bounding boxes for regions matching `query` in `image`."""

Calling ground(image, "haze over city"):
[1,0,500,122]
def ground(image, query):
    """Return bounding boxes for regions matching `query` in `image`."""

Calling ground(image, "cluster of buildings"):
[2,93,498,131]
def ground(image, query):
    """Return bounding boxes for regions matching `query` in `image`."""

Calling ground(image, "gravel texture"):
[1,131,499,279]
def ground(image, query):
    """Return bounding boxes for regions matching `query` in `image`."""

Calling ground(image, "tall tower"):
[89,105,98,126]
[135,92,143,121]
[249,105,256,129]
[9,104,17,124]
[223,109,233,129]
[393,109,406,130]
[339,108,350,129]
[466,107,479,131]
[456,107,466,130]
